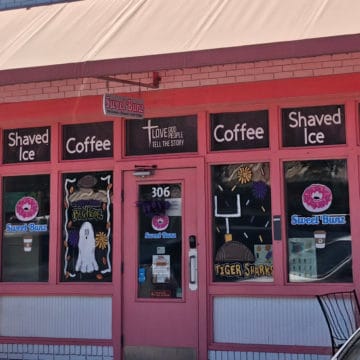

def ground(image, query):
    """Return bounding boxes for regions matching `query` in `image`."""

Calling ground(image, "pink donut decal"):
[15,196,39,222]
[302,184,332,213]
[151,215,169,231]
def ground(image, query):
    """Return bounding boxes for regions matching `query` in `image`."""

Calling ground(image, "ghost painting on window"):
[76,221,98,273]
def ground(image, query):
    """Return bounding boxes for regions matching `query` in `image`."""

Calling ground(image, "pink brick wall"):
[1,52,360,104]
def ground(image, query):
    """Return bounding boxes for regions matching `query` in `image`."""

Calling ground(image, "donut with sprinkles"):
[302,184,332,213]
[15,196,39,221]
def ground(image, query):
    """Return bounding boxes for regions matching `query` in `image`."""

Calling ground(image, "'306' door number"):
[152,186,170,198]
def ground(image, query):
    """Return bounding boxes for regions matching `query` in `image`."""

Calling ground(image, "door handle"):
[190,255,197,284]
[188,235,198,291]
[273,215,282,241]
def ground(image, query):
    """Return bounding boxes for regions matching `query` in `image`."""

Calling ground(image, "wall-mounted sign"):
[282,104,345,147]
[62,122,113,160]
[103,94,144,119]
[3,126,50,163]
[210,110,269,151]
[125,115,197,156]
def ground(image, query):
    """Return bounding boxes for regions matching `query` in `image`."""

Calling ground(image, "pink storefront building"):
[0,1,360,359]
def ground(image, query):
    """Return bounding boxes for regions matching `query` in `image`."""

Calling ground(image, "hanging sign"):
[3,126,50,163]
[62,122,113,160]
[210,110,269,151]
[103,94,144,119]
[126,115,197,155]
[282,104,345,147]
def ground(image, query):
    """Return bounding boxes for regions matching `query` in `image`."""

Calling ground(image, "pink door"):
[122,167,199,359]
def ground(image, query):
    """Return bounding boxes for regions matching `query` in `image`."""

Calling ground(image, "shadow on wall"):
[0,0,82,11]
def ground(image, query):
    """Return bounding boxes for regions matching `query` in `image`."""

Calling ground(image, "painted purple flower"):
[136,200,171,217]
[252,181,268,200]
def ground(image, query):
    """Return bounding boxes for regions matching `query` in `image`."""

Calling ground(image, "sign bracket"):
[96,71,161,89]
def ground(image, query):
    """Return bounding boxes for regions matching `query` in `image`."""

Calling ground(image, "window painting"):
[62,172,113,282]
[212,163,273,282]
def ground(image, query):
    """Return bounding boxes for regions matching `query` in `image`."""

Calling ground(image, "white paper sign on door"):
[152,255,170,283]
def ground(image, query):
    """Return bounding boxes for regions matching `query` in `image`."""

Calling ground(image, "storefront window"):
[284,159,352,282]
[2,175,50,282]
[137,183,182,298]
[62,171,113,282]
[212,163,273,282]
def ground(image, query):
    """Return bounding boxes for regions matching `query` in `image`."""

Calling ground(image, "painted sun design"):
[237,166,252,184]
[96,232,108,250]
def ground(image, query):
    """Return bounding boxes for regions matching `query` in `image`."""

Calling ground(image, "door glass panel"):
[212,163,273,282]
[284,159,352,282]
[137,183,182,298]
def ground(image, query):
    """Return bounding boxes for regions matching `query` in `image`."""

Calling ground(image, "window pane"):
[284,159,352,282]
[2,175,50,282]
[137,183,182,298]
[212,163,273,282]
[62,172,113,282]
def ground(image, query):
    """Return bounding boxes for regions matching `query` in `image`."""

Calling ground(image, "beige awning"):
[0,0,359,85]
